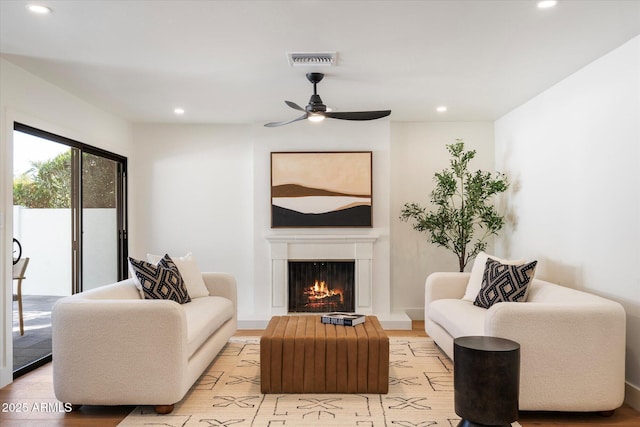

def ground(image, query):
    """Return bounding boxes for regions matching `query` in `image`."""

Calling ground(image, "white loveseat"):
[52,272,237,414]
[425,270,626,413]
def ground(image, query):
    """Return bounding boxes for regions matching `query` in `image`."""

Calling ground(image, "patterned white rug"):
[118,336,521,426]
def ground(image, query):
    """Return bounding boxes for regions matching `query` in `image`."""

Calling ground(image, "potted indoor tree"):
[400,139,509,272]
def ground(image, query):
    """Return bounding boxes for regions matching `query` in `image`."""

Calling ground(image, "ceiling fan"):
[264,73,391,127]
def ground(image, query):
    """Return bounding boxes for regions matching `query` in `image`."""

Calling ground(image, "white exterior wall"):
[13,206,117,296]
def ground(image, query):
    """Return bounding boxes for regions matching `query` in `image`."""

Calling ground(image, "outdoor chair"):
[12,257,30,336]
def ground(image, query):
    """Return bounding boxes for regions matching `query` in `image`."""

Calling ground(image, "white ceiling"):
[1,0,639,125]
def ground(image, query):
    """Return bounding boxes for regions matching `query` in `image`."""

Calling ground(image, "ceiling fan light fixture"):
[308,114,325,123]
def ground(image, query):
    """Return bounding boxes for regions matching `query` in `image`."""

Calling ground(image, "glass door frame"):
[14,122,128,294]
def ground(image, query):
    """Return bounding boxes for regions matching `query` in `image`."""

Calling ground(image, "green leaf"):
[399,139,509,271]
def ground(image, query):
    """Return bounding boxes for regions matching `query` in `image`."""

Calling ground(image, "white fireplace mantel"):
[266,234,379,315]
[254,234,411,330]
[265,234,379,244]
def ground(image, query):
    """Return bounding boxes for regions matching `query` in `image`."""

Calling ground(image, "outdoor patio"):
[12,295,61,372]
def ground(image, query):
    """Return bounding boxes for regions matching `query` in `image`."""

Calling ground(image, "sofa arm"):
[202,272,237,310]
[52,299,189,405]
[425,272,469,305]
[424,272,469,328]
[485,301,626,411]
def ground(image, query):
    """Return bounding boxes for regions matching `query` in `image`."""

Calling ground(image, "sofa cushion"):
[474,259,538,309]
[148,252,210,299]
[183,296,234,357]
[128,255,191,303]
[429,299,485,338]
[463,252,524,302]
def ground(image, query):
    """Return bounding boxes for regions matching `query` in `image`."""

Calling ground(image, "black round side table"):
[453,336,520,427]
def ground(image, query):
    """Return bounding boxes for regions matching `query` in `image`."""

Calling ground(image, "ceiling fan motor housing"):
[306,94,326,113]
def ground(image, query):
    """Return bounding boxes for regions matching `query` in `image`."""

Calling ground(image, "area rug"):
[118,337,521,427]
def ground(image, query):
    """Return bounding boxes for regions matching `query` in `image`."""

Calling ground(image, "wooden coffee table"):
[260,315,389,393]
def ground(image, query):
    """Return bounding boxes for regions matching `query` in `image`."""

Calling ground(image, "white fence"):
[13,206,117,296]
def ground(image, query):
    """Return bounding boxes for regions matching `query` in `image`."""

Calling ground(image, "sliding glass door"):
[81,152,125,291]
[12,132,73,374]
[12,122,127,376]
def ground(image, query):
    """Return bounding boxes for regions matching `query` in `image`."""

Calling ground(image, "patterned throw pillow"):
[473,258,538,309]
[128,254,191,304]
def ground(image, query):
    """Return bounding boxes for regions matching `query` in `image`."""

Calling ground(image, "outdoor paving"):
[12,295,61,372]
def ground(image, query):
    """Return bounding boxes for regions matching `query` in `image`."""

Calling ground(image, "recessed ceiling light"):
[537,1,558,9]
[436,106,447,113]
[174,108,185,115]
[27,4,52,14]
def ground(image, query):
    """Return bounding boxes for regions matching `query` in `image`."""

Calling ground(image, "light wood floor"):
[1,321,638,426]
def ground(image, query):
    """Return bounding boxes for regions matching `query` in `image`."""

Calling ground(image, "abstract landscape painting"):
[271,151,372,227]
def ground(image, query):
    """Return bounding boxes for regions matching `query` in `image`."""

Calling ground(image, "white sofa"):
[425,271,626,413]
[52,272,237,414]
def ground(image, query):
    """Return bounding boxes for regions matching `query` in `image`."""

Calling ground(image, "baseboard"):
[238,319,270,329]
[237,316,270,330]
[404,307,424,320]
[0,366,12,388]
[625,381,640,411]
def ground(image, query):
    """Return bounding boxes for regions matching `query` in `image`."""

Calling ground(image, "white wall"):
[0,58,133,387]
[131,123,255,317]
[495,35,640,403]
[389,122,495,319]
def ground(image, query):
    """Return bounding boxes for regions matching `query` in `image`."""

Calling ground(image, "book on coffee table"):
[320,312,366,326]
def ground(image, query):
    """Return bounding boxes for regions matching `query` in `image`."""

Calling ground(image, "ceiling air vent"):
[287,52,337,67]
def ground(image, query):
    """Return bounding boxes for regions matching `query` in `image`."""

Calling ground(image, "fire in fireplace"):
[288,261,355,313]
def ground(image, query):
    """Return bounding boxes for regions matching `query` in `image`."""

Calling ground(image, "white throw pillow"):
[462,252,524,302]
[147,252,210,299]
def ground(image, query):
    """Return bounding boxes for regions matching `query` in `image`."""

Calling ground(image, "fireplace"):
[260,234,411,330]
[288,261,355,313]
[266,234,378,317]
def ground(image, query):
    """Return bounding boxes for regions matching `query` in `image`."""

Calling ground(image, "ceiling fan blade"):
[264,113,308,127]
[285,101,306,111]
[266,74,390,128]
[324,110,391,121]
